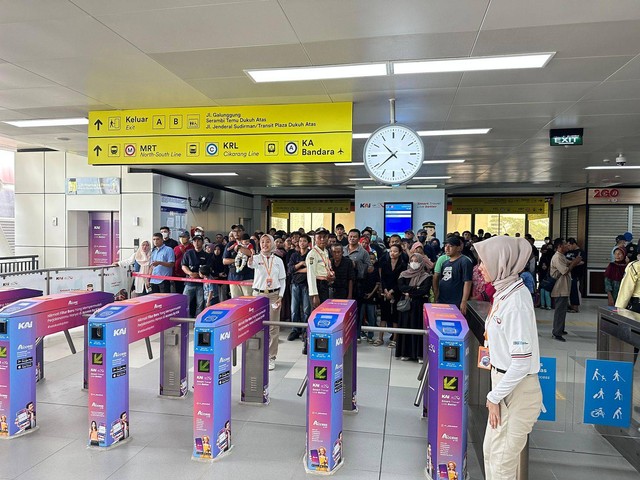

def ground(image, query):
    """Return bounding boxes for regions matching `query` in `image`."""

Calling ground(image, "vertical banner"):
[583,359,633,428]
[89,212,113,266]
[112,212,120,263]
[538,357,556,421]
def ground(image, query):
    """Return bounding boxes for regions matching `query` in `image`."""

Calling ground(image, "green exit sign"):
[550,128,583,146]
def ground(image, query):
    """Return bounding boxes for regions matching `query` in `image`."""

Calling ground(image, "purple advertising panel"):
[192,297,269,461]
[0,291,113,438]
[0,288,42,309]
[88,319,129,448]
[305,299,357,474]
[424,303,469,480]
[89,212,113,266]
[87,293,188,448]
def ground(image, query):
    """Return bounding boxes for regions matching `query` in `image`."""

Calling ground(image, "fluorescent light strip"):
[417,128,491,136]
[585,166,640,170]
[246,63,387,82]
[4,117,88,128]
[407,184,438,189]
[361,185,392,189]
[187,172,238,176]
[350,176,449,181]
[353,129,490,139]
[424,159,465,164]
[393,53,555,74]
[337,160,464,166]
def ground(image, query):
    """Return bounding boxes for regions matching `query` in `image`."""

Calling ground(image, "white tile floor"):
[1,298,638,479]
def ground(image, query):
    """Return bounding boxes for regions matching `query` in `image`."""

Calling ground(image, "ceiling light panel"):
[393,53,555,74]
[4,117,88,127]
[246,63,388,82]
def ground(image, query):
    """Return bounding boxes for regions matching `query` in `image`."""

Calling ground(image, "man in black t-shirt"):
[437,236,473,314]
[181,235,211,317]
[330,244,355,299]
[288,234,311,341]
[566,238,586,313]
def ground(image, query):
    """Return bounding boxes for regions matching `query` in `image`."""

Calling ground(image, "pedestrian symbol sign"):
[583,359,633,428]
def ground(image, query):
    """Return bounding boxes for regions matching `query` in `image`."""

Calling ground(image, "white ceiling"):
[1,0,640,194]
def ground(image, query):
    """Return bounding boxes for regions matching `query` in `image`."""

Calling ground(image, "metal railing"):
[0,255,38,274]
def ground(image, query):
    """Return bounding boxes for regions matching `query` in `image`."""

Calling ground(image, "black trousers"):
[151,280,171,294]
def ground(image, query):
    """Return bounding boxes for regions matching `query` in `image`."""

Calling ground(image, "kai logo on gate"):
[336,337,343,347]
[113,328,127,336]
[17,321,33,329]
[219,331,231,341]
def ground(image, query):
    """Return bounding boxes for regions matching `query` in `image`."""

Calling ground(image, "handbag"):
[539,275,556,291]
[396,297,411,312]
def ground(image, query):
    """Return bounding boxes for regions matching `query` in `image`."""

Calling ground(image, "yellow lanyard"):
[262,253,274,280]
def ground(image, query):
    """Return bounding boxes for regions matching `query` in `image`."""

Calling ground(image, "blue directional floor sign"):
[583,359,633,428]
[538,357,556,422]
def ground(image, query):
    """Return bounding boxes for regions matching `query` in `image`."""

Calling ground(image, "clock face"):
[363,124,424,185]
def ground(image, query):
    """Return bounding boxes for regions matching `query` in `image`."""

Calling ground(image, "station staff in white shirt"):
[240,234,286,371]
[474,236,542,480]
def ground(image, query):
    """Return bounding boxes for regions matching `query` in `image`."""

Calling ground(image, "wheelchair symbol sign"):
[206,143,219,156]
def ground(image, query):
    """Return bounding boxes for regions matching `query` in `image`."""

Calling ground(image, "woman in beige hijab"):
[474,236,542,480]
[114,240,152,296]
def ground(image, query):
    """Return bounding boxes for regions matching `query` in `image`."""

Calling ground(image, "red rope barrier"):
[132,272,252,286]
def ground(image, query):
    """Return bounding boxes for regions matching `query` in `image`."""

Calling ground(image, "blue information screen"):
[384,202,413,237]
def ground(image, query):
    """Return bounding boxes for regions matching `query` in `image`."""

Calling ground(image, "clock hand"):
[383,144,399,159]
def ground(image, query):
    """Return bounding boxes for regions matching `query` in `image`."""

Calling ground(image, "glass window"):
[446,212,472,235]
[270,216,288,232]
[528,216,549,245]
[334,212,355,232]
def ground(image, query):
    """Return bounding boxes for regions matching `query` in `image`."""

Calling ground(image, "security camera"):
[616,154,626,166]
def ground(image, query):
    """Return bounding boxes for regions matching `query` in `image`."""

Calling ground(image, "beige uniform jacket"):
[306,246,331,297]
[615,260,640,309]
[550,251,571,298]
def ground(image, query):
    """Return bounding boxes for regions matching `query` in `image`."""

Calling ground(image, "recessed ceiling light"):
[4,117,89,128]
[335,162,364,166]
[423,159,465,164]
[585,166,640,170]
[246,63,388,82]
[393,53,555,74]
[407,184,439,189]
[353,129,489,139]
[187,172,238,176]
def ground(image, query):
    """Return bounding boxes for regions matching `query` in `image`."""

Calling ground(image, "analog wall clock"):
[363,124,424,185]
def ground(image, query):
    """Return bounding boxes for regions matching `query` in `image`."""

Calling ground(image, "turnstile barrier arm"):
[145,336,153,359]
[63,329,77,354]
[414,362,429,407]
[297,375,308,397]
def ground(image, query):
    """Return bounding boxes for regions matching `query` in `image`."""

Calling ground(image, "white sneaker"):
[269,358,275,371]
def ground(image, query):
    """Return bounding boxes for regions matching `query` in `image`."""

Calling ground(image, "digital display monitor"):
[90,325,103,340]
[384,202,413,238]
[197,331,211,347]
[0,321,6,335]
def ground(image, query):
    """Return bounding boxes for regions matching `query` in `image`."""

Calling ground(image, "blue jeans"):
[540,288,551,308]
[359,303,377,339]
[291,283,311,334]
[184,283,205,318]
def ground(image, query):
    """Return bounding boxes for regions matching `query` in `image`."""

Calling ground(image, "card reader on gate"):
[0,321,7,335]
[314,337,329,353]
[198,331,211,347]
[443,345,460,362]
[90,325,104,341]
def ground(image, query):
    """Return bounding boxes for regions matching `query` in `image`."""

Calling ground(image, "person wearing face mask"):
[396,254,432,362]
[160,226,178,249]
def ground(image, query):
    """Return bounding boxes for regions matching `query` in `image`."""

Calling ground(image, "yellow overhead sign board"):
[88,103,352,165]
[452,197,548,215]
[271,199,352,214]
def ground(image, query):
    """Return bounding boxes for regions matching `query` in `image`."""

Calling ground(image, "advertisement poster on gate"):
[0,272,47,293]
[49,269,102,295]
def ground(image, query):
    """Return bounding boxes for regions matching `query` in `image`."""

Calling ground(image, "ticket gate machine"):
[0,288,45,383]
[0,290,113,438]
[192,296,270,460]
[87,294,188,448]
[305,299,357,474]
[423,304,470,480]
[0,287,42,309]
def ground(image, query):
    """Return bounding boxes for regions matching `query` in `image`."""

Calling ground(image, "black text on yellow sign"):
[88,103,352,137]
[89,133,352,165]
[443,376,458,391]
